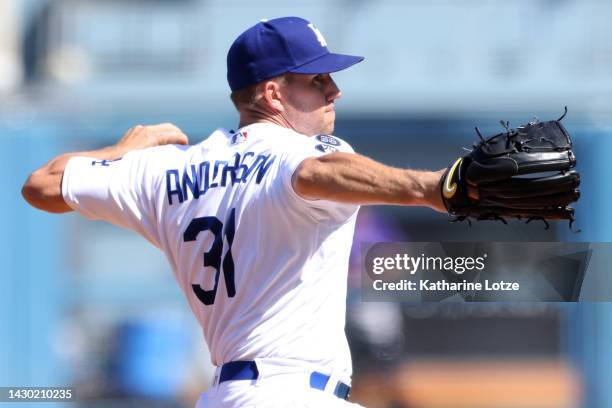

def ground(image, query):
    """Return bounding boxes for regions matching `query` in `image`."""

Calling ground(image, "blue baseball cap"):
[227,17,364,91]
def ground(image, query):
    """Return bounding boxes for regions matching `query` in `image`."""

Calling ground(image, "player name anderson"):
[165,151,276,205]
[373,279,520,291]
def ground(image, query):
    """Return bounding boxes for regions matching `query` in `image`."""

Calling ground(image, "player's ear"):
[261,79,285,112]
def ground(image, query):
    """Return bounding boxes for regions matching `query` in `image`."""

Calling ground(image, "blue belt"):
[219,361,351,400]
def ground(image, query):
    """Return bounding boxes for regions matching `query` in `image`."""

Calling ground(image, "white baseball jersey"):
[61,122,359,379]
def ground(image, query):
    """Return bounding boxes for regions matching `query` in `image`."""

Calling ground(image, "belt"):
[219,361,351,400]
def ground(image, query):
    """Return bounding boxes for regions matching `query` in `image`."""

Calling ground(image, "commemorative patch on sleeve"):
[315,134,341,146]
[315,144,338,153]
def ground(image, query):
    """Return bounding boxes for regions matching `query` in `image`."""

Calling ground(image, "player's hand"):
[114,123,189,154]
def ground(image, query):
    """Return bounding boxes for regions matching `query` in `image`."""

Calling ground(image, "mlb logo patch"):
[316,134,341,146]
[231,131,248,145]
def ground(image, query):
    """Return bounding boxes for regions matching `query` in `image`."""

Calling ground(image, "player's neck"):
[238,111,296,132]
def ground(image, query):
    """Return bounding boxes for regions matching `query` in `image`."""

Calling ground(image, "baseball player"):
[22,17,445,407]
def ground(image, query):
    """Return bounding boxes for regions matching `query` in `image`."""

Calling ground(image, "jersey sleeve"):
[61,150,162,248]
[278,134,360,224]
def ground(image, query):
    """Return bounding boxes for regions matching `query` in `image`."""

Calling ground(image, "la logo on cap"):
[307,23,327,47]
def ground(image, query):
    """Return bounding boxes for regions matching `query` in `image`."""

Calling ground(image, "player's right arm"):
[292,152,446,212]
[22,123,188,213]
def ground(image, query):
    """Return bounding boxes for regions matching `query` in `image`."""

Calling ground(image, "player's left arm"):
[292,152,446,212]
[22,123,188,213]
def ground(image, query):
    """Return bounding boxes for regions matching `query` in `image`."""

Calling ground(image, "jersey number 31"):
[183,208,236,305]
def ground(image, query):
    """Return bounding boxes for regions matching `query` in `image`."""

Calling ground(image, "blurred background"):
[2,0,612,407]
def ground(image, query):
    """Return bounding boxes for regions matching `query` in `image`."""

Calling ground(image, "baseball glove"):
[441,107,580,228]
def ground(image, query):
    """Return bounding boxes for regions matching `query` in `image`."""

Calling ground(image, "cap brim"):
[289,53,364,75]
